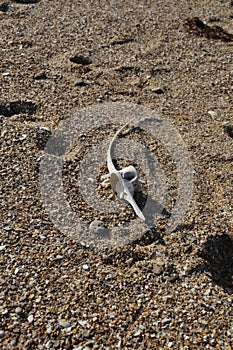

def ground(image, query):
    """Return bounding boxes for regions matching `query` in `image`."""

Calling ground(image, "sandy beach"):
[1,0,233,348]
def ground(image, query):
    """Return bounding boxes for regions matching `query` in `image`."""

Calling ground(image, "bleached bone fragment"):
[107,123,145,221]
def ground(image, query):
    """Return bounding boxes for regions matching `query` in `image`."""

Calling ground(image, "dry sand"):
[1,0,233,349]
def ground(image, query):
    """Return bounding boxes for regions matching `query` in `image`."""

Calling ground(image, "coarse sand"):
[1,0,233,349]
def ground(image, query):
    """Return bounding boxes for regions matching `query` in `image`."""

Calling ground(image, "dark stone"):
[152,88,164,94]
[33,71,47,80]
[70,55,92,65]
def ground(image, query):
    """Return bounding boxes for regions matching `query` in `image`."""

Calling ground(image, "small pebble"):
[162,317,171,324]
[151,87,164,94]
[28,315,34,323]
[82,264,89,270]
[46,326,52,334]
[74,80,88,87]
[3,226,11,231]
[133,330,141,337]
[208,110,217,118]
[153,265,163,275]
[101,178,111,189]
[40,126,51,132]
[58,319,70,328]
[33,70,47,80]
[55,255,63,259]
[156,251,165,257]
[0,330,5,338]
[15,307,22,314]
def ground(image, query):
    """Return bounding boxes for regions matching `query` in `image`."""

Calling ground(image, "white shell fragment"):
[107,122,145,221]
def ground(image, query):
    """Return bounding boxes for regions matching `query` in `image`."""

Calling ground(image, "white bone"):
[107,123,145,221]
[119,165,138,186]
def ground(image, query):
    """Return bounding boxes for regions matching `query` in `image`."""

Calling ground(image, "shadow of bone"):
[132,191,171,246]
[134,189,171,226]
[199,234,233,292]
